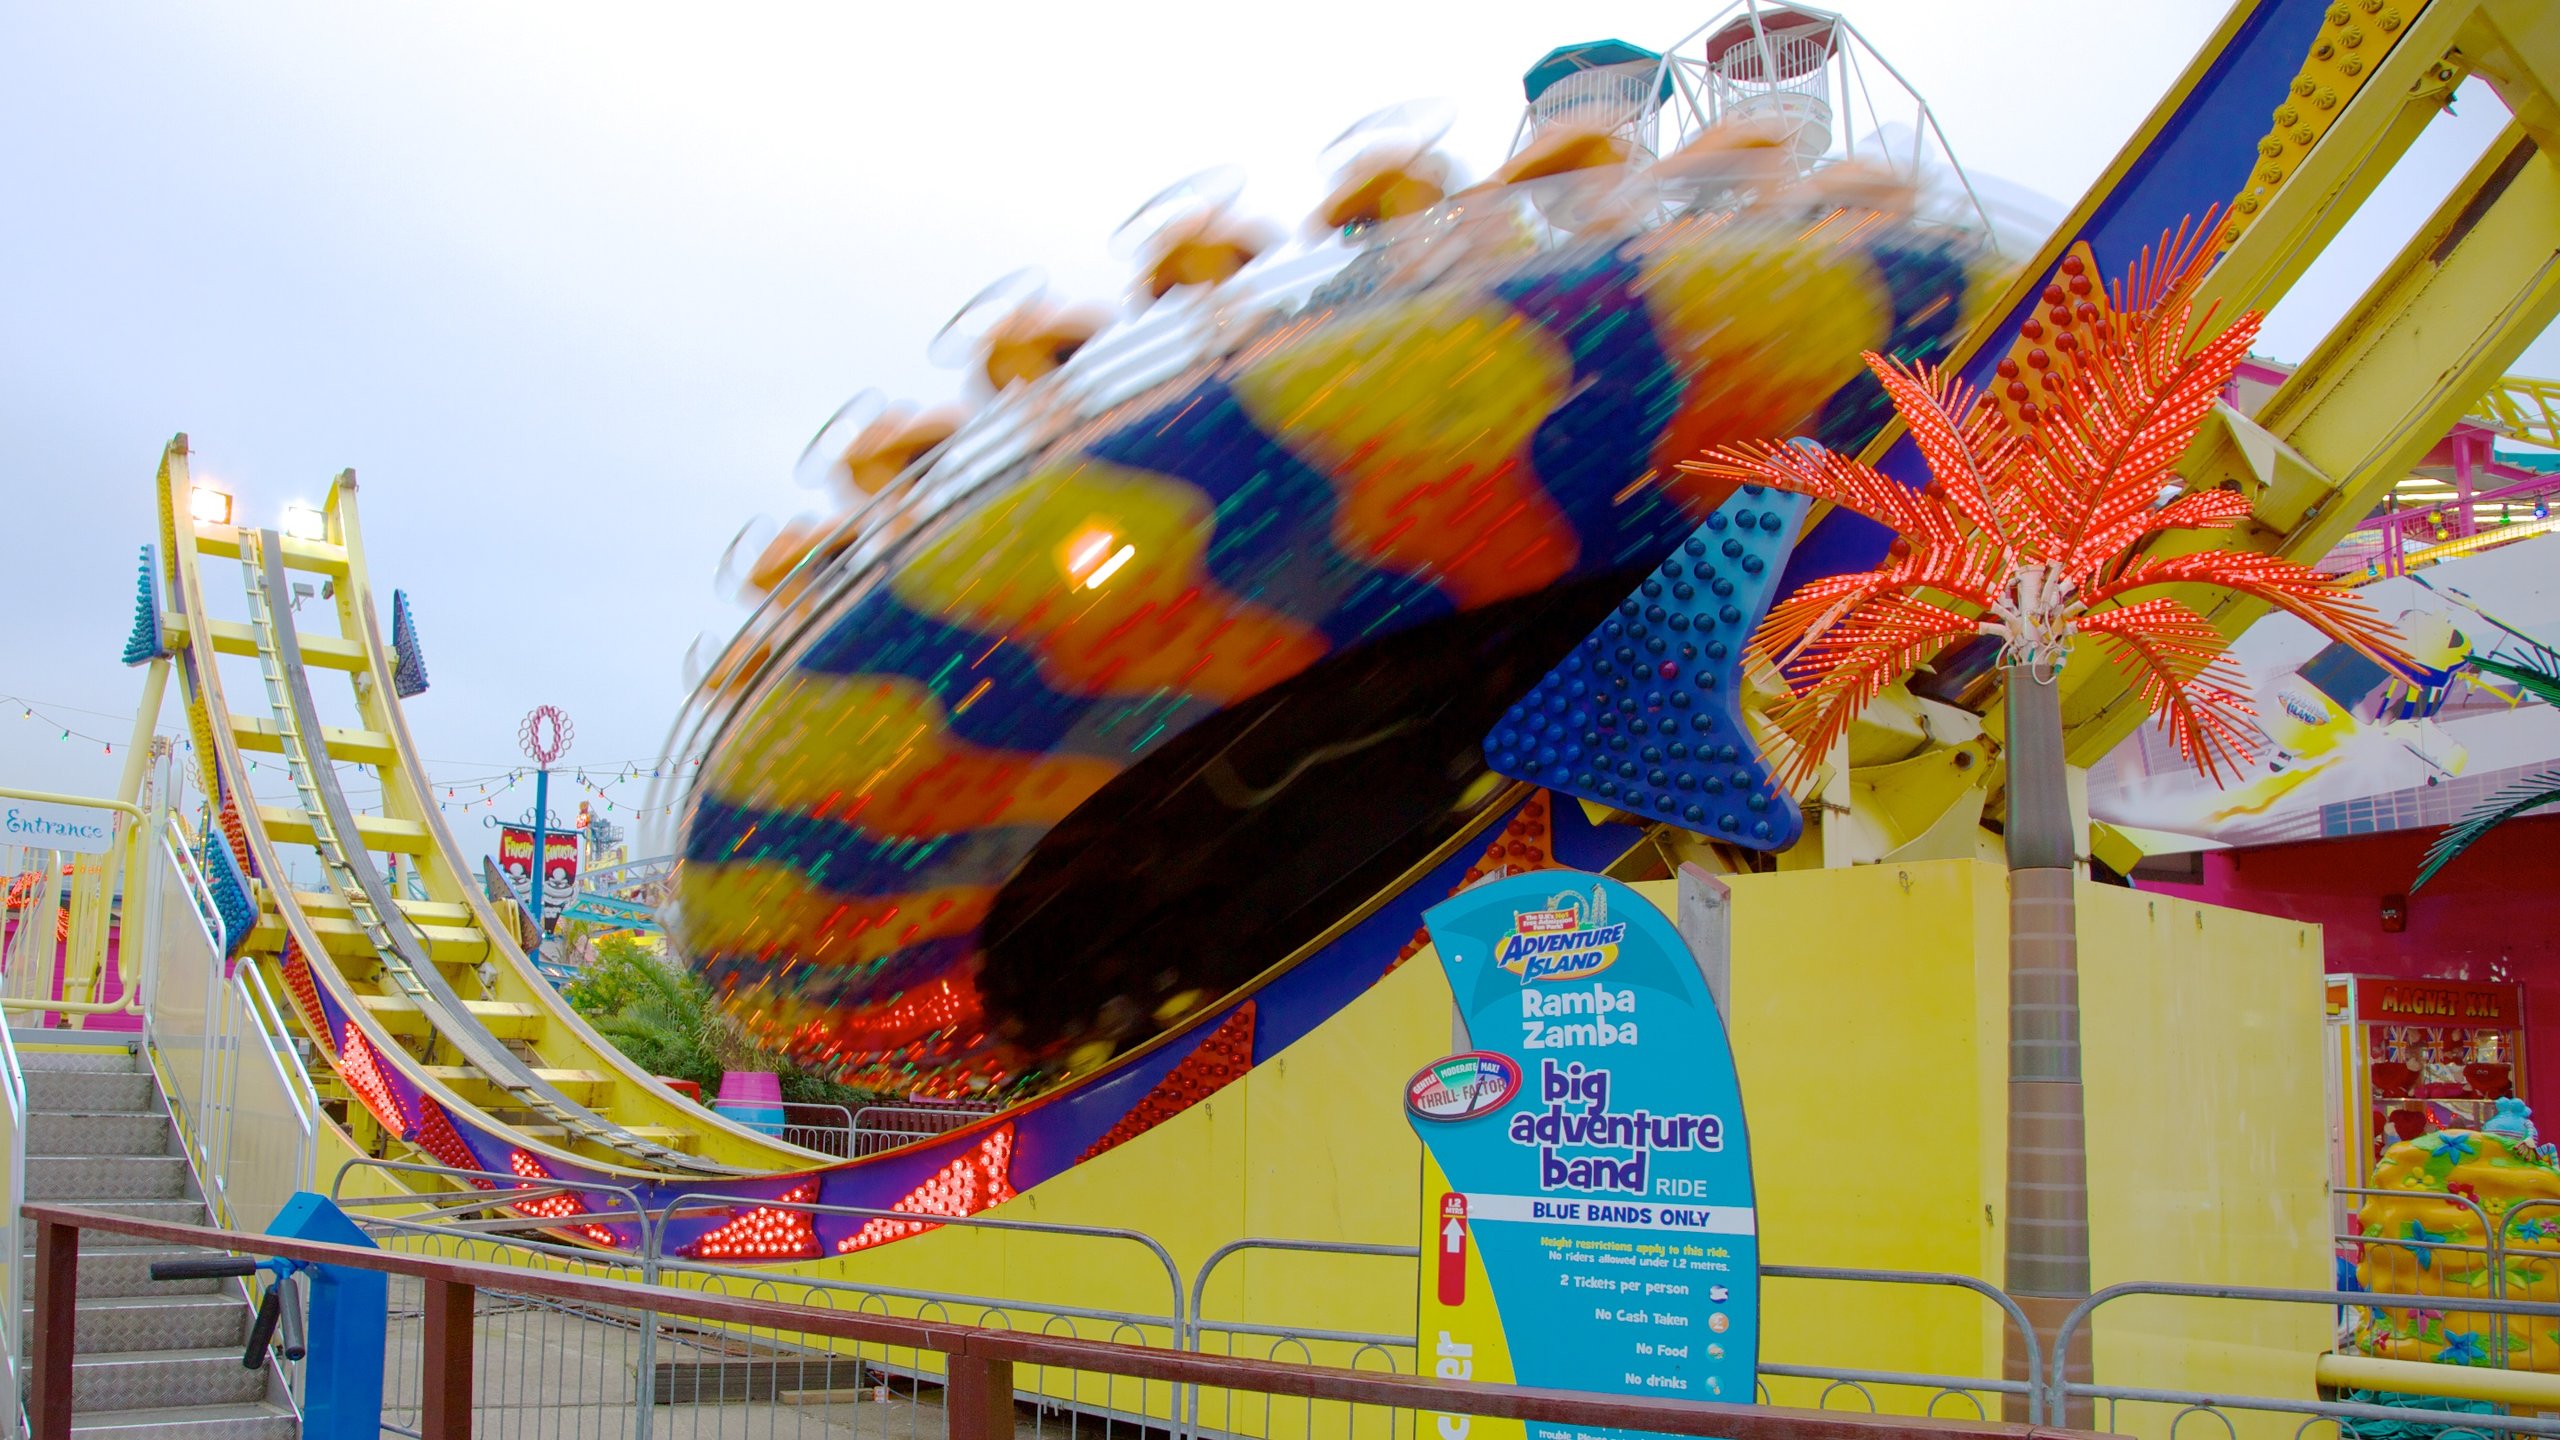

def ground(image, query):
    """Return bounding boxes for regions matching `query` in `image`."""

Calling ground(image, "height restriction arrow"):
[1437,1193,1469,1305]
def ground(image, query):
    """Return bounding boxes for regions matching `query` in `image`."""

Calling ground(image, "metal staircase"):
[16,1031,294,1438]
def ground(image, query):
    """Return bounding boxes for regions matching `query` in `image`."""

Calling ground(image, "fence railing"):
[2334,1184,2560,1377]
[654,1191,1190,1350]
[2055,1280,2560,1437]
[146,819,319,1235]
[779,1101,854,1158]
[328,1193,2068,1432]
[0,1018,23,1440]
[26,1202,2114,1440]
[1757,1265,2048,1424]
[295,1163,2560,1439]
[848,1103,1001,1157]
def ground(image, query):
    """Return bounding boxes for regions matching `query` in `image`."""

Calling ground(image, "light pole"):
[516,705,573,941]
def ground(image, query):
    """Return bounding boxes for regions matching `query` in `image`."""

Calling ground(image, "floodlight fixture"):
[189,486,234,526]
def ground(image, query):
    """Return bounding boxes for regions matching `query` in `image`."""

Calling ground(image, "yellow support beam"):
[423,1066,609,1108]
[229,714,397,768]
[2063,118,2560,763]
[162,614,369,670]
[256,805,433,855]
[203,616,367,670]
[358,992,542,1041]
[2198,0,2467,317]
[190,522,349,578]
[250,911,490,968]
[290,890,476,927]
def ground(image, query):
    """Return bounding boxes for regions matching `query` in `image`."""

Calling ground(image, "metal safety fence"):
[2335,1186,2560,1372]
[2054,1281,2560,1439]
[271,1165,2560,1440]
[782,1104,856,1160]
[846,1105,1002,1159]
[27,1202,2109,1440]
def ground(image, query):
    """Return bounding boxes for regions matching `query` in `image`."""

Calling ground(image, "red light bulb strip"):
[838,1126,1017,1254]
[412,1099,490,1185]
[1078,1007,1255,1164]
[686,1179,824,1261]
[277,942,337,1058]
[339,1023,413,1139]
[505,1149,591,1220]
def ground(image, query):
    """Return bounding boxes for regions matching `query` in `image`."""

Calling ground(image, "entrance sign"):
[1407,870,1757,1440]
[2,798,118,856]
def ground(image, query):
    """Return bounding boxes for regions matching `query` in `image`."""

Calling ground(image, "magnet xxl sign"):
[1405,871,1757,1440]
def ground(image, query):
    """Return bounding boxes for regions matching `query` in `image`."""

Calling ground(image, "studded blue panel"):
[1484,486,1811,850]
[201,826,259,959]
[120,546,167,667]
[391,590,430,698]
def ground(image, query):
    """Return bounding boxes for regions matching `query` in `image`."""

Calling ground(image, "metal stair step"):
[29,1153,191,1201]
[28,1110,172,1156]
[24,1071,155,1113]
[22,1198,214,1240]
[69,1401,297,1439]
[22,1293,249,1353]
[74,1346,272,1411]
[12,1046,140,1074]
[19,1245,233,1299]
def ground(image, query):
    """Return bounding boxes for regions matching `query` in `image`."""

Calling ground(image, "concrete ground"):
[376,1292,1174,1440]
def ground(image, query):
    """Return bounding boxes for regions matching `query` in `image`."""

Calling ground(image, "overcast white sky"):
[4,1,2552,863]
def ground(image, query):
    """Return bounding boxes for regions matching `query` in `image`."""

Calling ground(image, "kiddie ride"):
[68,0,2560,1430]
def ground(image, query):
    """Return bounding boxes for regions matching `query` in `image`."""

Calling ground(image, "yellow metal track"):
[156,446,827,1180]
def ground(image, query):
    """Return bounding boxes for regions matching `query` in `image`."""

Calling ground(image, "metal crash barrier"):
[26,1202,2121,1440]
[2054,1282,2560,1438]
[272,1160,2560,1439]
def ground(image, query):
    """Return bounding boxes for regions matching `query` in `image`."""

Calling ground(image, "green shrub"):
[563,935,888,1108]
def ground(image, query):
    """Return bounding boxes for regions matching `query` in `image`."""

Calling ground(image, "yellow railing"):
[0,787,150,1021]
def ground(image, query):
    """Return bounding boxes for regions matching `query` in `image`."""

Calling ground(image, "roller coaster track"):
[237,529,716,1171]
[156,455,826,1182]
[2473,372,2560,448]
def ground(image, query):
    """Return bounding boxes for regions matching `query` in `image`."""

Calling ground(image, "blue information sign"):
[1406,869,1757,1439]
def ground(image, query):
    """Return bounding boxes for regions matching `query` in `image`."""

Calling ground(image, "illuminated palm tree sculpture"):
[1681,215,2411,1385]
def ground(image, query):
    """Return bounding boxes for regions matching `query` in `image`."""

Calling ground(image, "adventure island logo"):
[1494,885,1626,984]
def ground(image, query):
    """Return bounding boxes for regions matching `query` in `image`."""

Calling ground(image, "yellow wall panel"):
[2078,882,2332,1436]
[302,859,2331,1438]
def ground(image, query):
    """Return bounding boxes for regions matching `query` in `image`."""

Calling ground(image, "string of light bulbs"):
[8,690,695,818]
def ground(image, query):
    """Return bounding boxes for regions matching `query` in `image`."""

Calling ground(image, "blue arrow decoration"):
[201,826,259,959]
[1483,485,1809,850]
[391,589,430,697]
[121,546,168,666]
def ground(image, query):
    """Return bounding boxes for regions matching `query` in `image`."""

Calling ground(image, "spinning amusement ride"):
[77,0,2560,1279]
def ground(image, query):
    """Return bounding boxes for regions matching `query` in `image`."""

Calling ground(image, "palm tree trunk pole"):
[2002,657,2092,1424]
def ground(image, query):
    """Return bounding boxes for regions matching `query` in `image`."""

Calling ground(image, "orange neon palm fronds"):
[1678,211,2411,790]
